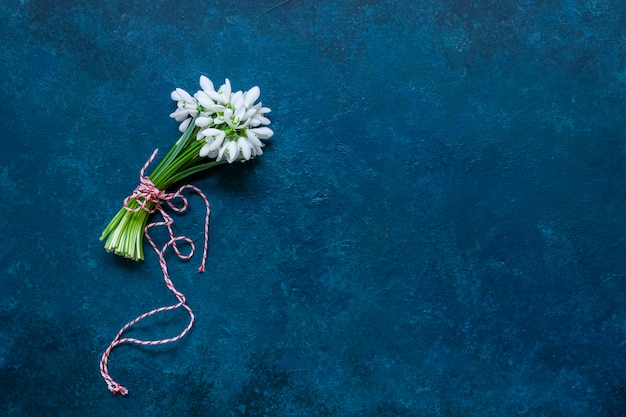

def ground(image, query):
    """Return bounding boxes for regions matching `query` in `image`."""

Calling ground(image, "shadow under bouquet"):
[100,76,273,261]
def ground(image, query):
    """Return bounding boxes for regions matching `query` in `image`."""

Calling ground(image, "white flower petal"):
[179,117,192,132]
[199,143,212,157]
[207,133,226,151]
[224,108,238,129]
[170,109,190,121]
[206,90,225,103]
[244,108,257,120]
[234,104,246,121]
[174,88,195,103]
[238,137,251,160]
[221,79,232,97]
[244,86,260,106]
[245,130,264,148]
[249,127,274,139]
[196,93,216,109]
[254,115,271,126]
[199,75,215,93]
[171,89,189,101]
[203,129,226,151]
[231,91,244,109]
[207,148,218,158]
[202,128,225,138]
[227,140,239,163]
[208,139,224,152]
[195,116,212,127]
[217,142,229,161]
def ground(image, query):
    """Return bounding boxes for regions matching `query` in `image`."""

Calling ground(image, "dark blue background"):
[1,0,626,415]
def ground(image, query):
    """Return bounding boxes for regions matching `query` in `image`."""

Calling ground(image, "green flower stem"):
[100,123,227,261]
[147,118,199,181]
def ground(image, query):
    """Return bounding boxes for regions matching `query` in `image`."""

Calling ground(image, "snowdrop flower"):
[198,127,226,158]
[169,88,203,132]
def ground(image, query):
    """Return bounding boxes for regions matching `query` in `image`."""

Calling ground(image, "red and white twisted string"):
[100,149,210,395]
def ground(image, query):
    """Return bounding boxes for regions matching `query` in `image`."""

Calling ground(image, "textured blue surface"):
[2,0,626,415]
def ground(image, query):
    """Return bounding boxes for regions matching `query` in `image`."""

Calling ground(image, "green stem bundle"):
[100,121,227,261]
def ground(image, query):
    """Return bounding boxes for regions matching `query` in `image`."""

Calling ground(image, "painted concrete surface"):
[1,1,626,415]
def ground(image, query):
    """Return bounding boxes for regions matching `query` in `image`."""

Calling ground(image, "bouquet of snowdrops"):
[100,76,273,261]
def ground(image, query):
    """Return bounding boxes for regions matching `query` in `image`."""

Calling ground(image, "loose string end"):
[108,382,129,396]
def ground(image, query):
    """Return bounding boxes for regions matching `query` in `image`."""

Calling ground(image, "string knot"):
[123,150,175,213]
[134,176,168,204]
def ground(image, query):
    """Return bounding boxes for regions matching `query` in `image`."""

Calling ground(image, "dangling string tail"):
[100,149,211,395]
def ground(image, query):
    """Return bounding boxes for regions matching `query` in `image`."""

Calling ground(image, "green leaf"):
[166,160,227,185]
